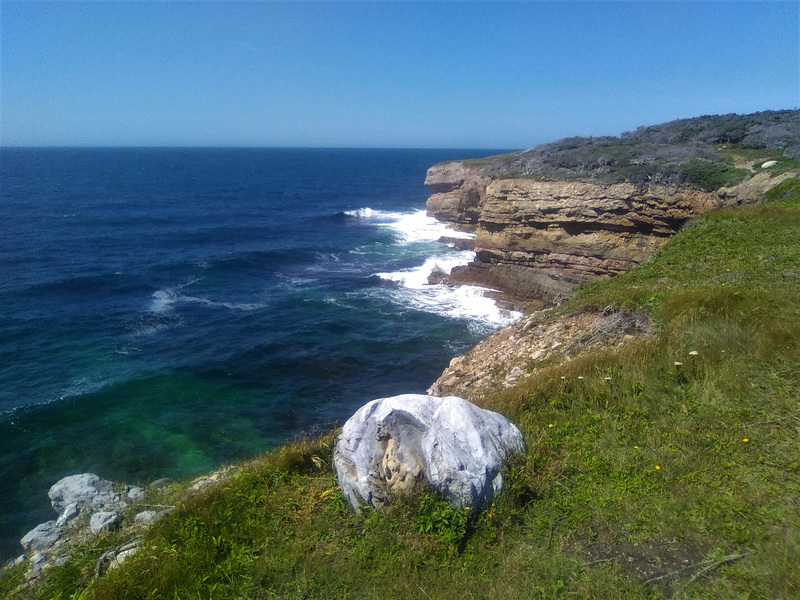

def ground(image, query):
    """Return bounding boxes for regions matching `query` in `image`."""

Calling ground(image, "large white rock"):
[48,473,123,516]
[334,394,525,510]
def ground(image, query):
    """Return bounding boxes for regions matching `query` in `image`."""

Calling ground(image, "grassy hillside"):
[463,110,800,189]
[3,183,800,599]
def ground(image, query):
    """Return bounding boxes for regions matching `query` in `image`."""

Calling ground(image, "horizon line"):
[0,145,524,151]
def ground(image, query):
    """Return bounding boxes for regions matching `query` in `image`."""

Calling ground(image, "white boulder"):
[48,473,124,516]
[334,394,525,510]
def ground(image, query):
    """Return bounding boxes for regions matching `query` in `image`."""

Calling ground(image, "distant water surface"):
[0,147,517,558]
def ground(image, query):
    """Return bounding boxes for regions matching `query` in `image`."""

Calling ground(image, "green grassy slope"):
[3,186,800,600]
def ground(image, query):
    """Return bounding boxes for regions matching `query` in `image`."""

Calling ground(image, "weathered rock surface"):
[426,163,795,303]
[11,473,149,587]
[49,473,125,515]
[126,486,146,502]
[134,510,161,524]
[424,162,486,227]
[55,502,79,528]
[334,394,525,510]
[188,465,239,492]
[429,306,652,400]
[89,511,123,534]
[25,551,47,580]
[20,521,61,552]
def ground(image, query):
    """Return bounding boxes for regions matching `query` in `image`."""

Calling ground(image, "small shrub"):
[415,494,469,546]
[681,160,749,190]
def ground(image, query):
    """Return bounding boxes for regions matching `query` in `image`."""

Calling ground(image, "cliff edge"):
[426,110,800,306]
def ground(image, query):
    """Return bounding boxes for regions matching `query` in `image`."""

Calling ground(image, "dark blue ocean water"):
[0,147,518,559]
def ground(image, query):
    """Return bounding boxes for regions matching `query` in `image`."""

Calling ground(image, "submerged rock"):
[334,394,525,510]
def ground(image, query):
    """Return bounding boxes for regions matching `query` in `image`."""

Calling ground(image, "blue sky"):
[1,1,798,148]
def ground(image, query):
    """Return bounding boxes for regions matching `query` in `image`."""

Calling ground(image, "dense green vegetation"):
[3,176,799,599]
[464,110,800,188]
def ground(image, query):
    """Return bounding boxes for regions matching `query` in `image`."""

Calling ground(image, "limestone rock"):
[425,162,486,226]
[20,521,61,552]
[503,366,526,388]
[96,538,143,576]
[334,394,525,510]
[188,466,239,492]
[89,511,122,534]
[134,510,166,524]
[25,551,47,580]
[427,264,449,285]
[126,486,146,502]
[55,502,79,527]
[49,473,123,515]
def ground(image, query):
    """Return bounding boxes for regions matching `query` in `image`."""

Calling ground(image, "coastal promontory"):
[426,110,800,305]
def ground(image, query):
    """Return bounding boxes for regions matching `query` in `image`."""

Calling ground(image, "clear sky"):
[1,1,798,148]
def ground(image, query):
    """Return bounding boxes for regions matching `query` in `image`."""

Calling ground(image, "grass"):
[3,191,800,599]
[716,145,800,177]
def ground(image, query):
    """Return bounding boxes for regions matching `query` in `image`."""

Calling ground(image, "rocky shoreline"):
[6,116,798,590]
[4,467,239,590]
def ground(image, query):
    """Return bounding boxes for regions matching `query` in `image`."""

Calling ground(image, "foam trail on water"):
[149,290,178,313]
[149,289,267,312]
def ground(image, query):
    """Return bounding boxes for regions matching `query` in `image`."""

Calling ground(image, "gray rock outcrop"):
[14,472,148,585]
[89,511,123,534]
[20,521,61,552]
[334,394,525,510]
[49,473,125,515]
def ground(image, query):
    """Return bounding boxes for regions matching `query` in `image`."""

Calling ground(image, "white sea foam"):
[377,255,475,289]
[149,290,178,313]
[344,207,376,218]
[376,267,521,328]
[347,208,474,244]
[349,208,521,328]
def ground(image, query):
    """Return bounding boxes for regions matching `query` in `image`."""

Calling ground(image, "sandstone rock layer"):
[426,164,793,303]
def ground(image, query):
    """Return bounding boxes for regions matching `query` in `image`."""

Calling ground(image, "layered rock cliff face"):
[426,166,790,304]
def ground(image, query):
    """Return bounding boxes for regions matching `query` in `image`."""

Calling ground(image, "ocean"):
[0,147,519,559]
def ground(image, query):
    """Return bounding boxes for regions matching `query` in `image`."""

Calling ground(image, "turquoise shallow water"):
[0,147,518,558]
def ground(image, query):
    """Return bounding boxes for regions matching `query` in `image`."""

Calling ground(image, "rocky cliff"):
[426,111,800,306]
[426,165,792,305]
